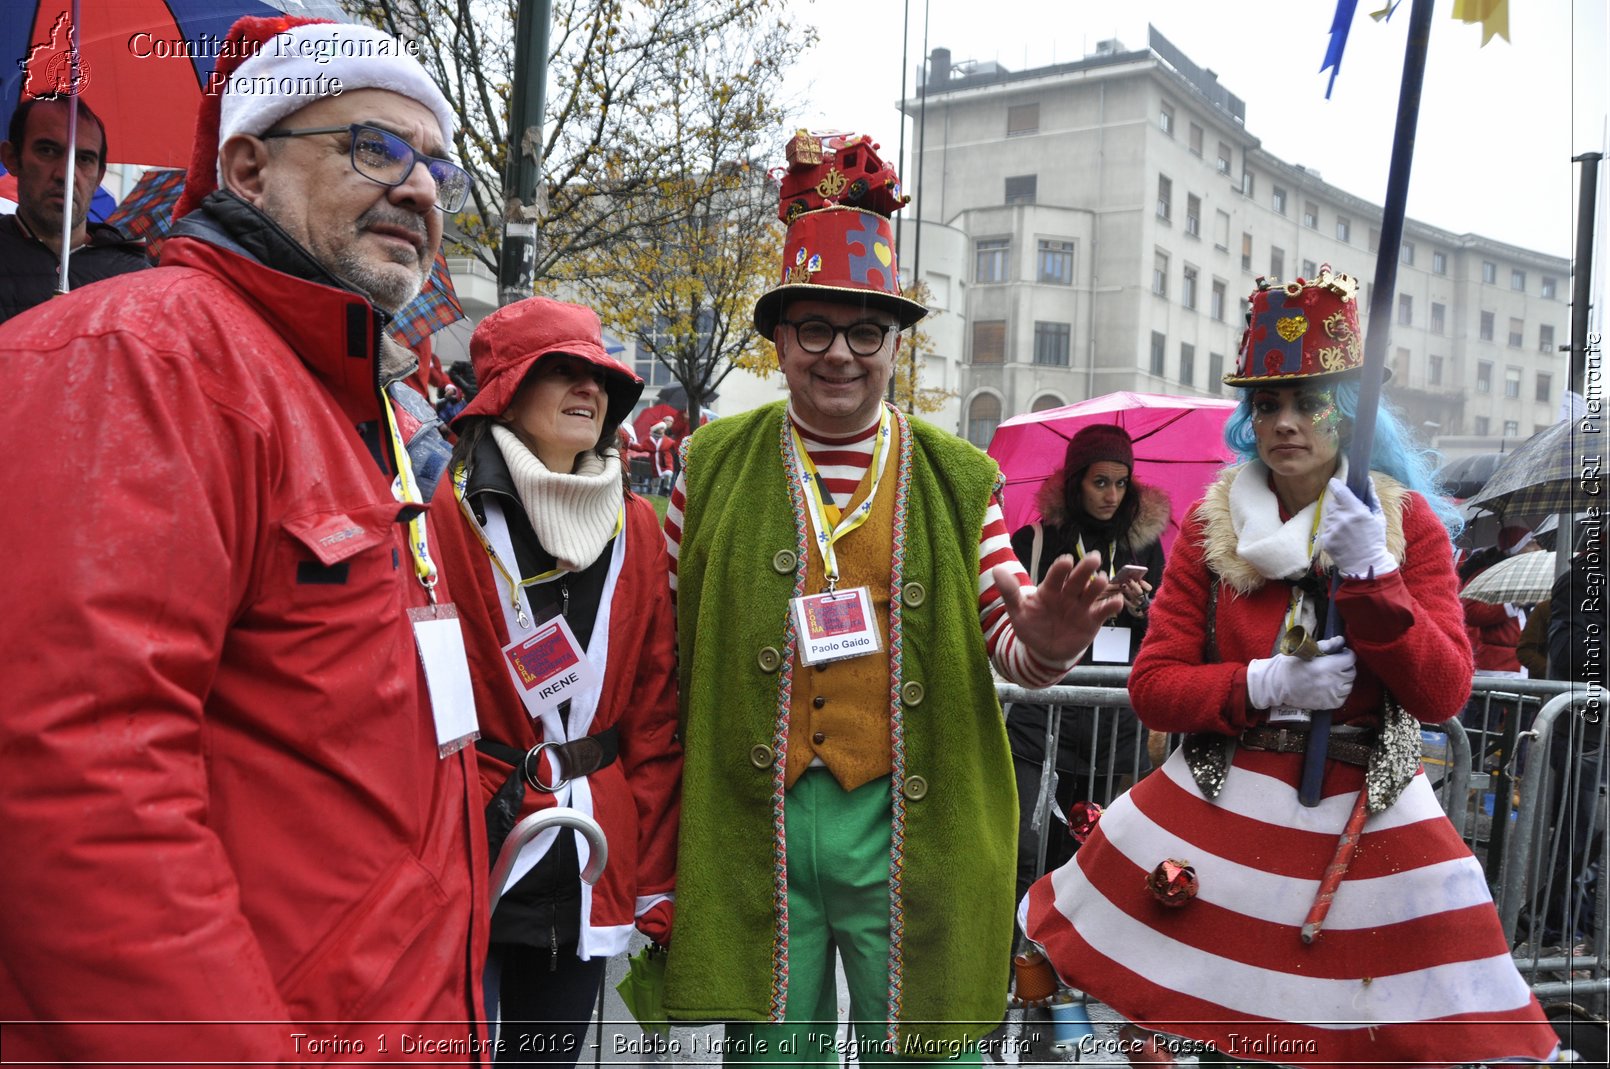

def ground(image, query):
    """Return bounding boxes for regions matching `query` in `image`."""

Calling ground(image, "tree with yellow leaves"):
[354,0,807,286]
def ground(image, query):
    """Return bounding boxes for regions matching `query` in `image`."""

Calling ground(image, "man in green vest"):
[663,132,1122,1064]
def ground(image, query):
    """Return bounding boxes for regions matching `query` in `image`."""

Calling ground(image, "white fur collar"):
[1229,458,1352,581]
[1198,460,1409,595]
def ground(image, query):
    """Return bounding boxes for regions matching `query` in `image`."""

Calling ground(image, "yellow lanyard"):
[382,397,439,601]
[789,406,894,593]
[1074,535,1118,582]
[1282,487,1329,635]
[451,462,623,629]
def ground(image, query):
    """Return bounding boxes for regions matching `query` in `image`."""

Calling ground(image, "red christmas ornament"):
[1146,859,1198,907]
[1067,800,1103,844]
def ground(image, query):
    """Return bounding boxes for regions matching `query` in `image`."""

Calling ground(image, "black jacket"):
[0,214,149,324]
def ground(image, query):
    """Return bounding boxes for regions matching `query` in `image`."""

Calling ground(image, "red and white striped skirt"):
[1022,744,1560,1067]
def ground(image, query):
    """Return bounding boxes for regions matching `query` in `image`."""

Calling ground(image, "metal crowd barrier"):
[996,671,1608,1007]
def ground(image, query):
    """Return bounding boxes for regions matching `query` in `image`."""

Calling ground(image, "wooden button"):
[902,582,926,607]
[812,731,826,744]
[902,775,928,801]
[901,680,925,706]
[772,550,799,574]
[812,695,826,709]
[757,647,782,672]
[750,744,775,769]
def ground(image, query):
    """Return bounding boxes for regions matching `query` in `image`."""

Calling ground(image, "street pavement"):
[553,935,1160,1068]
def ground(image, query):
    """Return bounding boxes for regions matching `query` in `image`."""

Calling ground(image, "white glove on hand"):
[1245,635,1358,711]
[1318,477,1397,579]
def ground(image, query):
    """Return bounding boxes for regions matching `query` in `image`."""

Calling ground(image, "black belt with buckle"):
[1240,724,1374,768]
[476,726,620,792]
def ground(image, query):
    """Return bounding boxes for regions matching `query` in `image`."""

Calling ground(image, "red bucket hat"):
[454,297,643,434]
[753,131,927,336]
[1225,267,1384,387]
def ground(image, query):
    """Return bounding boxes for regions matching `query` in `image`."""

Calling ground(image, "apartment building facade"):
[903,28,1572,451]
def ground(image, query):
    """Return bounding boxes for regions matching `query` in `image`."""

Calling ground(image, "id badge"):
[1091,625,1132,664]
[502,612,602,718]
[407,604,480,757]
[1267,707,1314,726]
[790,586,882,666]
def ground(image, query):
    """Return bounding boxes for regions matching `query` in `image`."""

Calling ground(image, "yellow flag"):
[1452,0,1510,46]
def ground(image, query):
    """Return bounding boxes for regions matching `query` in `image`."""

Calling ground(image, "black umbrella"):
[1436,452,1508,501]
[1466,420,1596,522]
[657,384,718,409]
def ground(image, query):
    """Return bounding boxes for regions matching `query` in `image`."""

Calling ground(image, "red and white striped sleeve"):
[978,493,1077,688]
[664,470,687,595]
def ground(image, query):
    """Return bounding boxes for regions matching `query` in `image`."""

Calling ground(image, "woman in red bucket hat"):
[431,296,682,1065]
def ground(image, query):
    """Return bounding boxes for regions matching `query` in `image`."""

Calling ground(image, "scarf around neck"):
[490,424,623,572]
[1229,456,1351,581]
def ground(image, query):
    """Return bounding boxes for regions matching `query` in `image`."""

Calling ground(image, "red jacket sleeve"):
[1462,599,1510,627]
[618,502,683,937]
[0,332,292,1060]
[1333,492,1474,724]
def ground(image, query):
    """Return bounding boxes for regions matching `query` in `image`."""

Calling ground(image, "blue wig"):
[1223,380,1464,539]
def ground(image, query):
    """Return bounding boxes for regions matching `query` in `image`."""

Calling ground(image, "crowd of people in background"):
[0,13,1603,1069]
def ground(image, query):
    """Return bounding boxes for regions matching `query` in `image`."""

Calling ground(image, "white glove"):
[1318,477,1397,579]
[1245,635,1358,711]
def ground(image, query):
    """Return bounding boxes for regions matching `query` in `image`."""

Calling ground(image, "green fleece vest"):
[666,401,1016,1054]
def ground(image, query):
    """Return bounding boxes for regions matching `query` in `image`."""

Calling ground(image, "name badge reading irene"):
[790,586,882,666]
[502,613,602,718]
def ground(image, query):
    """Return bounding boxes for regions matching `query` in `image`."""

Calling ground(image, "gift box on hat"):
[777,130,909,222]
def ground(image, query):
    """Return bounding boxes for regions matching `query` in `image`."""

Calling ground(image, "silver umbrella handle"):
[489,807,608,910]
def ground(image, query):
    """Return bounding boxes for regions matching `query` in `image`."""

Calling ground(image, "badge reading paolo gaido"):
[502,613,601,718]
[790,586,883,666]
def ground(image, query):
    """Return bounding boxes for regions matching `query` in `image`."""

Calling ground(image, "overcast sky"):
[780,0,1604,269]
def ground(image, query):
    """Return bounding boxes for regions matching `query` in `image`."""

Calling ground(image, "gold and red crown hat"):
[1224,267,1388,387]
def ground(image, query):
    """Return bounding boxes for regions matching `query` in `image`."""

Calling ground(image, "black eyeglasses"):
[779,317,898,356]
[261,123,470,213]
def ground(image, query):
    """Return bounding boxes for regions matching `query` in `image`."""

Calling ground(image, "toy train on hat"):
[1223,265,1385,386]
[777,130,910,222]
[753,130,926,335]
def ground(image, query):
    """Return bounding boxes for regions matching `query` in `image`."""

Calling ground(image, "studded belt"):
[1239,725,1375,768]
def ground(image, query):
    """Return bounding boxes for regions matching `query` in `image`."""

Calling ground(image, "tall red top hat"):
[1224,266,1383,387]
[753,131,926,336]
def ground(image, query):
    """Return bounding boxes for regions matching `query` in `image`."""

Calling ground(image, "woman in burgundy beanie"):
[1005,423,1169,911]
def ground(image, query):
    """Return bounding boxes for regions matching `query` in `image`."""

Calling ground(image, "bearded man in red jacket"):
[0,17,493,1066]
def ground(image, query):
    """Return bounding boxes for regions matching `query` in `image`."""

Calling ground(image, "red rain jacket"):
[0,233,488,1065]
[432,485,681,949]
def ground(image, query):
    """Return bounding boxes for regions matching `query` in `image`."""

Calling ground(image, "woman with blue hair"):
[1019,270,1560,1067]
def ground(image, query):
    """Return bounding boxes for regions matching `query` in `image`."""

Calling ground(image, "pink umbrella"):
[987,391,1241,553]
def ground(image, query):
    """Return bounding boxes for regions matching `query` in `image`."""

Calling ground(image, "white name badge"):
[502,612,602,718]
[790,586,883,666]
[1091,625,1132,664]
[407,604,480,757]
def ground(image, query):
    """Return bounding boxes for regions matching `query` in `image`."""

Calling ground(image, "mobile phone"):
[1114,564,1149,584]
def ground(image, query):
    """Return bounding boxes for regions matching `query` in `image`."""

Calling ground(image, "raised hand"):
[993,552,1125,666]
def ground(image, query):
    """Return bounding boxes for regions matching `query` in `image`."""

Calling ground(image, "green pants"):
[724,770,979,1067]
